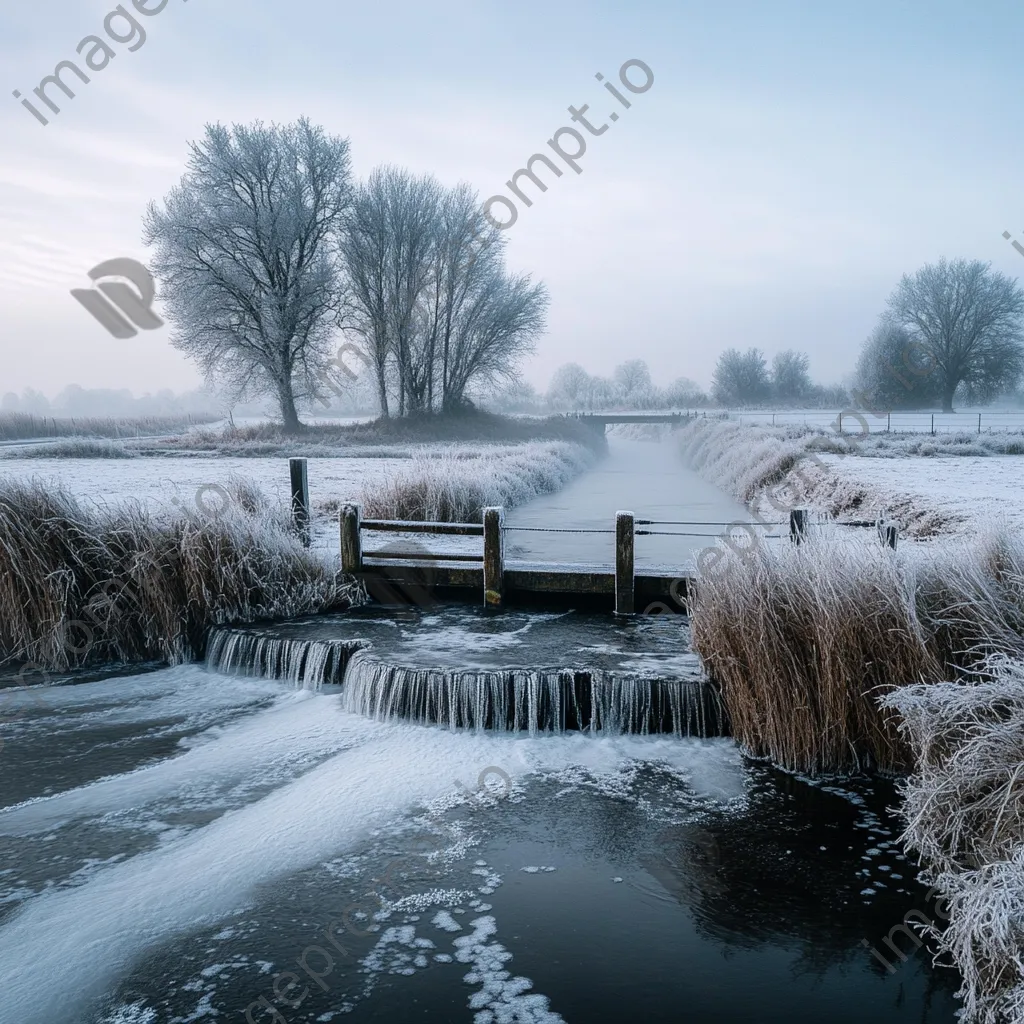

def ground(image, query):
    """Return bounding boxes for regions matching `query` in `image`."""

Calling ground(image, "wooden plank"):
[361,519,484,536]
[483,506,504,609]
[364,550,483,562]
[615,511,635,614]
[340,504,362,573]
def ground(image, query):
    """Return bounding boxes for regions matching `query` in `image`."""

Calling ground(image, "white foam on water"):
[0,708,747,1024]
[0,689,347,836]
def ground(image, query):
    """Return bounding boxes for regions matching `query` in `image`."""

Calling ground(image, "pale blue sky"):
[2,0,1024,397]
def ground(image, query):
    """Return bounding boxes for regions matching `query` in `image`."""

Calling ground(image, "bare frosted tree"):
[143,119,352,433]
[613,359,654,407]
[442,268,548,408]
[341,169,544,416]
[885,258,1024,412]
[547,363,590,409]
[771,350,812,404]
[711,348,771,406]
[339,168,443,416]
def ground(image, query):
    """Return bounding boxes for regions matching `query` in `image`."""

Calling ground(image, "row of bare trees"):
[144,119,547,431]
[343,168,547,418]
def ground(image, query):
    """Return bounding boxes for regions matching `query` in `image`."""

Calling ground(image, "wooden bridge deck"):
[357,558,689,612]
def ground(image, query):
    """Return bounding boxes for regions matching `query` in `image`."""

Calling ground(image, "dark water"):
[0,661,959,1024]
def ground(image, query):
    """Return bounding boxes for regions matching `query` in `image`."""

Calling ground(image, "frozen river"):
[505,436,773,569]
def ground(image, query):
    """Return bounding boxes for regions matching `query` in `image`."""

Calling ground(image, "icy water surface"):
[0,666,959,1023]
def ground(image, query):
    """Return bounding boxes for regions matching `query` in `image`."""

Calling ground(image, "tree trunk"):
[278,382,304,434]
[941,383,956,414]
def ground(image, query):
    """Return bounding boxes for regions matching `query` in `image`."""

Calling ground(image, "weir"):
[204,606,728,737]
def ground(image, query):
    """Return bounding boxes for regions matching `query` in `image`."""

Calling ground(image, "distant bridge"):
[563,412,696,430]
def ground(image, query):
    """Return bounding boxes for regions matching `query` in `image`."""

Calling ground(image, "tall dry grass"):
[0,478,360,672]
[689,532,1024,774]
[360,442,595,522]
[883,660,1024,1022]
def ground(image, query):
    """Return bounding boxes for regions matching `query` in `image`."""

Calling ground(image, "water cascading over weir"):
[204,607,728,737]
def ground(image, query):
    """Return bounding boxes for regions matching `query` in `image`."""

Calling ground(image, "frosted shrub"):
[884,659,1024,1022]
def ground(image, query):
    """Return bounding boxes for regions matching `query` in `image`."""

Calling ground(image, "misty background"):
[3,0,1024,411]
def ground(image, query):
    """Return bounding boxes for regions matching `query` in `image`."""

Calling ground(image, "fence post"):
[483,507,505,609]
[340,504,362,573]
[615,511,635,614]
[979,413,982,434]
[289,457,310,546]
[838,412,842,434]
[931,414,935,436]
[878,519,898,551]
[790,508,808,545]
[887,412,891,433]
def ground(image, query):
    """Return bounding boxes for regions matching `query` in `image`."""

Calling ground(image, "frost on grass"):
[360,442,595,522]
[884,658,1024,1022]
[0,477,361,672]
[691,531,1024,773]
[676,417,986,536]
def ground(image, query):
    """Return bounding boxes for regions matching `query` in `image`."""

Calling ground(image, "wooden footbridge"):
[286,458,899,616]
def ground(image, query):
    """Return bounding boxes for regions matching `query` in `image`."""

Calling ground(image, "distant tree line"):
[145,119,547,433]
[708,348,847,408]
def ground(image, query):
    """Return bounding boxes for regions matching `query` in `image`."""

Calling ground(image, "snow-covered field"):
[678,417,1024,538]
[816,454,1024,535]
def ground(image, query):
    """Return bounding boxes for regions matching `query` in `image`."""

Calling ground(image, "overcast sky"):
[3,0,1024,399]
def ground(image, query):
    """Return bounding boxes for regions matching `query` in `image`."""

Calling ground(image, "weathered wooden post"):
[878,519,898,551]
[340,504,362,574]
[615,511,635,615]
[483,506,505,609]
[790,508,809,545]
[289,457,310,546]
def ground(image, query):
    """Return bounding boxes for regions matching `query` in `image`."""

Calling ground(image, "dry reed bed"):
[360,441,596,522]
[0,478,360,672]
[689,532,1024,774]
[883,660,1024,1022]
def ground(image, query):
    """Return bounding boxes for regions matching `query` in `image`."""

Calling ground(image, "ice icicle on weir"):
[339,649,725,737]
[205,627,368,690]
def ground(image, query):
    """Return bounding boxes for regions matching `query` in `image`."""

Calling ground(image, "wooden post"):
[289,457,310,546]
[979,413,982,434]
[483,506,504,609]
[887,412,891,433]
[790,508,808,545]
[838,412,842,434]
[340,504,362,573]
[878,519,898,551]
[931,413,935,435]
[615,511,635,615]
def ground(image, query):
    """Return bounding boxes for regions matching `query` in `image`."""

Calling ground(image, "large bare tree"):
[143,118,352,433]
[885,258,1024,412]
[340,169,545,416]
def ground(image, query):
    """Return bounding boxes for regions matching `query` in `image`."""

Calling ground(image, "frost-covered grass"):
[0,412,217,441]
[0,478,361,672]
[146,409,605,458]
[1,439,137,459]
[677,418,1021,537]
[360,442,597,522]
[884,659,1024,1023]
[690,532,1024,774]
